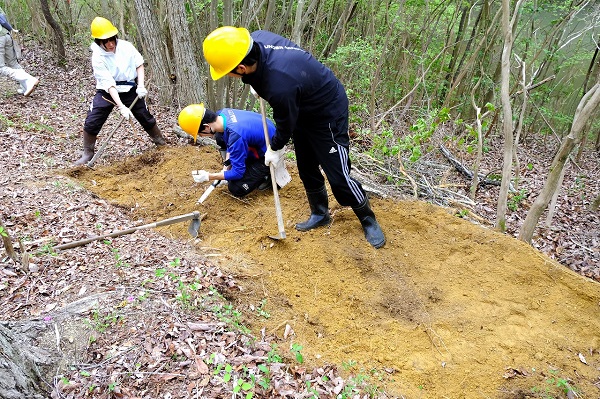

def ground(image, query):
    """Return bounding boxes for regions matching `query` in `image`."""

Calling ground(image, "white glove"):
[264,147,283,167]
[11,29,19,33]
[118,104,133,120]
[191,170,210,183]
[136,86,148,98]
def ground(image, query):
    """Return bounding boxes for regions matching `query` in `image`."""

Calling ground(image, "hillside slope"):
[1,40,599,398]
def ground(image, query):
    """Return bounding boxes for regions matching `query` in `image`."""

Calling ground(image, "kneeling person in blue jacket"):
[179,104,275,197]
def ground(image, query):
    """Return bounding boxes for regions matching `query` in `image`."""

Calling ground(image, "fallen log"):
[439,144,502,187]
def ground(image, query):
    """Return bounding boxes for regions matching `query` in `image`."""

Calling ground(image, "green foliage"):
[86,308,122,333]
[208,353,275,398]
[455,209,469,218]
[211,302,250,334]
[267,344,283,363]
[401,107,450,162]
[530,368,580,398]
[34,242,57,257]
[0,226,8,238]
[290,343,304,363]
[342,359,357,370]
[336,367,383,399]
[325,38,379,122]
[255,298,270,319]
[508,188,528,211]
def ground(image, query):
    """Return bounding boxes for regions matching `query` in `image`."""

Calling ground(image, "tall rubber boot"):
[74,130,97,166]
[13,69,39,96]
[295,186,332,231]
[352,197,386,249]
[147,124,166,146]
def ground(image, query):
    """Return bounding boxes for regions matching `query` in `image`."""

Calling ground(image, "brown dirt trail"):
[69,145,600,398]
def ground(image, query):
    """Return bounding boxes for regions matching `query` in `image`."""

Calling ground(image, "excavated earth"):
[1,41,599,398]
[69,145,600,398]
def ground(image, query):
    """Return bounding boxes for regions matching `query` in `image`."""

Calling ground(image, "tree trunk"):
[165,0,204,106]
[496,0,517,232]
[0,321,57,399]
[133,0,174,106]
[575,42,598,161]
[39,0,66,68]
[320,0,357,59]
[519,82,600,243]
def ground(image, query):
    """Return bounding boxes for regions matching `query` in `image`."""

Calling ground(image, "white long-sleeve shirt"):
[90,39,144,92]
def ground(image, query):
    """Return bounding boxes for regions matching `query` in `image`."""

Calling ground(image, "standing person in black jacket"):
[202,27,385,248]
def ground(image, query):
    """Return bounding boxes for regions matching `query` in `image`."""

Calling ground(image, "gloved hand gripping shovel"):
[258,97,286,240]
[53,211,201,251]
[87,96,140,168]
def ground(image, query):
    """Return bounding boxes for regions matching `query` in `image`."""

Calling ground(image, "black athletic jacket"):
[242,30,348,151]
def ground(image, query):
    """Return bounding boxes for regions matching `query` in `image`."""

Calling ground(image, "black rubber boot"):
[296,186,332,231]
[74,130,97,166]
[353,197,386,249]
[147,124,166,145]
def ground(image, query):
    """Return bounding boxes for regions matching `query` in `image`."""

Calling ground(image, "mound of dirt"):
[68,145,600,398]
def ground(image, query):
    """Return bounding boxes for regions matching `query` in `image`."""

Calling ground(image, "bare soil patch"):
[69,145,600,398]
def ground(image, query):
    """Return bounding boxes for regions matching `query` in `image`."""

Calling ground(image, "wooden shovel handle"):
[259,98,286,239]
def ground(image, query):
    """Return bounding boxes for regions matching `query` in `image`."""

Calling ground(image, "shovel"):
[53,211,201,252]
[87,95,141,168]
[197,180,221,204]
[258,97,286,240]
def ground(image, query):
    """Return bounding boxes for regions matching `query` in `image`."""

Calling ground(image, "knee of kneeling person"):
[228,183,251,198]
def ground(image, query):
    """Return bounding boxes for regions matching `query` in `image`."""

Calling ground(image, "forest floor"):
[1,41,599,398]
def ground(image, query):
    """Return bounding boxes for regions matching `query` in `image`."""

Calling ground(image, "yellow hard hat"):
[91,17,119,39]
[178,103,206,142]
[203,26,252,80]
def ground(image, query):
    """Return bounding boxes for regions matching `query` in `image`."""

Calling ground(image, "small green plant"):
[108,382,118,392]
[35,242,56,256]
[108,245,130,268]
[211,303,250,333]
[0,226,8,237]
[290,343,304,363]
[305,380,320,398]
[256,364,271,390]
[86,308,122,333]
[285,151,296,161]
[456,209,469,218]
[342,360,357,370]
[233,377,254,398]
[255,298,270,319]
[531,368,580,398]
[508,188,528,211]
[267,344,282,363]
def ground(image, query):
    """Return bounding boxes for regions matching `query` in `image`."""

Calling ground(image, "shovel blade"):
[188,217,201,238]
[268,232,286,241]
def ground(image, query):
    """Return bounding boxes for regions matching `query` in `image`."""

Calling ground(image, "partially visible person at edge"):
[202,27,385,248]
[178,103,276,198]
[0,6,39,96]
[74,17,166,166]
